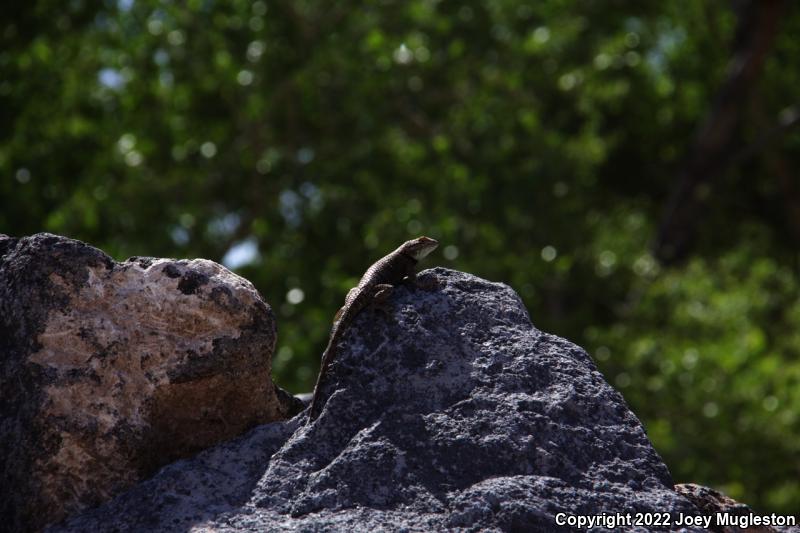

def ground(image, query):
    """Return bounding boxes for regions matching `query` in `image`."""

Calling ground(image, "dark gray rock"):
[0,233,300,532]
[675,483,799,533]
[52,267,707,532]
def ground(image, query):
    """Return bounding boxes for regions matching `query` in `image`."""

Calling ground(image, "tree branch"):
[653,0,786,264]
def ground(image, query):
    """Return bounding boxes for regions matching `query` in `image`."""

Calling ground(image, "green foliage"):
[2,0,799,513]
[588,245,800,511]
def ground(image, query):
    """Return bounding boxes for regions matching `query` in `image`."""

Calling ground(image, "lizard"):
[307,236,439,422]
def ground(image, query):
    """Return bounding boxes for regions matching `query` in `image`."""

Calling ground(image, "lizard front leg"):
[402,270,439,291]
[368,283,396,316]
[371,282,394,302]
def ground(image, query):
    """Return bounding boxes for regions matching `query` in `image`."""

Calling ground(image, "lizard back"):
[306,237,438,422]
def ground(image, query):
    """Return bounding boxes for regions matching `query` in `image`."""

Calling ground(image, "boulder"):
[53,267,711,532]
[0,233,301,532]
[675,483,785,533]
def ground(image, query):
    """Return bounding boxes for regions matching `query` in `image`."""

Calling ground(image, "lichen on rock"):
[0,233,300,532]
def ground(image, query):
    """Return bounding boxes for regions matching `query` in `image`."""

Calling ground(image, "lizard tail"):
[307,395,321,422]
[307,376,323,422]
[307,345,333,423]
[307,389,321,422]
[306,292,369,423]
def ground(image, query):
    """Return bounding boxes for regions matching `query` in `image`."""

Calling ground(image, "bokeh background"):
[2,0,799,513]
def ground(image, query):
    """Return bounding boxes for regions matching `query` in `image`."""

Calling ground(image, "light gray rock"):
[0,233,301,532]
[53,267,706,532]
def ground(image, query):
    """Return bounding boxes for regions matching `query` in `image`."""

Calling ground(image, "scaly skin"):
[307,236,439,422]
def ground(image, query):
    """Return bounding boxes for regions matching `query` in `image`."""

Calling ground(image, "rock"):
[674,483,797,533]
[54,268,708,532]
[0,233,301,532]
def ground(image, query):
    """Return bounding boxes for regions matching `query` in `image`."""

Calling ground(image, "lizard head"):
[400,236,439,260]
